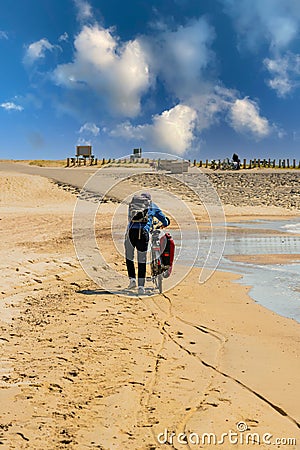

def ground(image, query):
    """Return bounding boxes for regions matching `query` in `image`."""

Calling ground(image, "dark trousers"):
[125,227,149,287]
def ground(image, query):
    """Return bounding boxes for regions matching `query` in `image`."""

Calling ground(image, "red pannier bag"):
[159,231,175,278]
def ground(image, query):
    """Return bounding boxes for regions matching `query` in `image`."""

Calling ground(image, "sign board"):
[133,148,142,157]
[76,145,92,157]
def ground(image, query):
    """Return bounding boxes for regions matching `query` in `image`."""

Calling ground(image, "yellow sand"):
[0,173,299,449]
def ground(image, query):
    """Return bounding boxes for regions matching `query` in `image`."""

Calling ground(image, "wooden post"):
[193,159,196,166]
[218,159,221,169]
[282,159,285,168]
[287,158,290,168]
[243,158,246,169]
[268,158,271,167]
[273,159,276,168]
[66,158,70,167]
[293,159,296,169]
[279,159,281,168]
[205,159,208,168]
[95,158,98,165]
[249,160,252,169]
[253,158,256,168]
[102,157,105,165]
[258,159,261,168]
[199,160,202,167]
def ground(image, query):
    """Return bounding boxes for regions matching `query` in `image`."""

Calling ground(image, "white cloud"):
[53,24,151,117]
[151,104,197,153]
[143,18,215,100]
[0,102,23,111]
[48,11,274,152]
[0,30,8,40]
[111,89,272,153]
[79,122,100,135]
[58,32,69,42]
[188,86,237,132]
[221,1,300,97]
[74,0,93,22]
[276,127,286,139]
[221,0,300,52]
[264,53,300,97]
[77,137,92,146]
[110,121,144,140]
[229,97,271,137]
[24,38,55,64]
[111,104,197,155]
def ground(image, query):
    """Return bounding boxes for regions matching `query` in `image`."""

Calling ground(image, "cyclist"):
[125,192,169,295]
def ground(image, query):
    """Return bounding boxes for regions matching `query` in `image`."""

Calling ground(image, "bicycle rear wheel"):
[151,260,163,294]
[157,273,163,293]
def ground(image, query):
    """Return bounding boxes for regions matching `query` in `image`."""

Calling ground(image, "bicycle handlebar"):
[151,217,170,232]
[151,219,162,231]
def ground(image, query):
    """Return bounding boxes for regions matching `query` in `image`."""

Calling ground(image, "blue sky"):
[1,0,300,160]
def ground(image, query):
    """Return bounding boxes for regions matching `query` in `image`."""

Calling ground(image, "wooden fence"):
[195,158,300,169]
[66,157,300,169]
[66,156,98,166]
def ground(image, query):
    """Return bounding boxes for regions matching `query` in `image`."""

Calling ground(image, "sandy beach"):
[0,164,299,449]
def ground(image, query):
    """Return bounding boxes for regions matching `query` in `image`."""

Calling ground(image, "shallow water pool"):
[173,218,300,323]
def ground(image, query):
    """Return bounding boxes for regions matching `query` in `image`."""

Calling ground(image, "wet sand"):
[227,254,300,265]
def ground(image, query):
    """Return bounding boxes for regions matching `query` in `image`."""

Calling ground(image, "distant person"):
[125,192,169,295]
[232,153,241,170]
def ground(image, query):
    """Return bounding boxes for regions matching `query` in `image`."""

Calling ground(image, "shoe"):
[127,278,136,290]
[138,286,145,295]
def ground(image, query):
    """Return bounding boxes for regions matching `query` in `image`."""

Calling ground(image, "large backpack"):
[129,194,151,223]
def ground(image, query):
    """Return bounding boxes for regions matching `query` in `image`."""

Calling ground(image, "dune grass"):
[27,159,66,167]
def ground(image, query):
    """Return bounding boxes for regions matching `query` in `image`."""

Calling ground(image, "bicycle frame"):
[149,220,169,293]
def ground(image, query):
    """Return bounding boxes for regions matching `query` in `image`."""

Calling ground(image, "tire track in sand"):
[138,292,227,449]
[138,290,299,450]
[160,293,300,433]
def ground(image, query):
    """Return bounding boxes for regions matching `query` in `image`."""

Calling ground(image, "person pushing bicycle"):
[125,192,169,295]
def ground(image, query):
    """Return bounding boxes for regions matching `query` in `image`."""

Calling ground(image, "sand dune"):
[0,173,74,208]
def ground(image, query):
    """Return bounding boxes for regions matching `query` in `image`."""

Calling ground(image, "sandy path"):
[2,265,299,449]
[0,171,299,449]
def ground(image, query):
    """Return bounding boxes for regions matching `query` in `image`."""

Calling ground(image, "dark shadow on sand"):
[77,289,139,297]
[77,289,112,295]
[77,288,157,297]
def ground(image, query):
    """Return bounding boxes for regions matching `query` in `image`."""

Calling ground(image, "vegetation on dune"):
[27,160,66,167]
